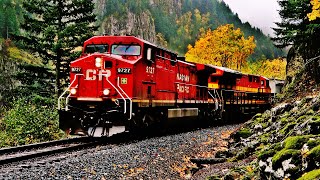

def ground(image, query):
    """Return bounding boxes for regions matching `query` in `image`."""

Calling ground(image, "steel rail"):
[0,137,91,155]
[0,137,95,165]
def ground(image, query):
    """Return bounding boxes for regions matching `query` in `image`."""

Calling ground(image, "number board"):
[71,67,81,73]
[117,68,131,74]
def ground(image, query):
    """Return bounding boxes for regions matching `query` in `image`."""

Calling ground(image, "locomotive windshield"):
[111,44,141,56]
[84,44,108,54]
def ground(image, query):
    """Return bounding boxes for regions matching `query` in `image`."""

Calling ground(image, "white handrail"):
[58,74,83,110]
[65,93,71,111]
[104,75,127,114]
[117,77,133,120]
[208,90,215,99]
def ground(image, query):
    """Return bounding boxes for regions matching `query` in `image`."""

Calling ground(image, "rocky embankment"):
[199,94,320,179]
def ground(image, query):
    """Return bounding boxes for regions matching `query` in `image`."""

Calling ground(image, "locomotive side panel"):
[154,49,176,106]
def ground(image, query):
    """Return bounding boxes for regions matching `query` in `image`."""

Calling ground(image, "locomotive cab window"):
[111,44,141,56]
[84,44,108,54]
[145,47,155,65]
[261,80,264,85]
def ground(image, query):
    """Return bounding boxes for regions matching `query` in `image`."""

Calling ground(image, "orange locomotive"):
[58,36,271,136]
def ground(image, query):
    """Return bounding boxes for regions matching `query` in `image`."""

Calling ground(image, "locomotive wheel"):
[142,114,155,127]
[128,110,165,135]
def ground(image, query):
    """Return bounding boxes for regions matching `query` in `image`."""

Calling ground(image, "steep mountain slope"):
[95,0,284,59]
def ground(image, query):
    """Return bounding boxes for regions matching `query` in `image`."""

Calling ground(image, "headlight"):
[103,89,110,96]
[70,88,77,95]
[95,57,102,68]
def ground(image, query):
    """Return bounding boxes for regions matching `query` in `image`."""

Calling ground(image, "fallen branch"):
[190,158,227,165]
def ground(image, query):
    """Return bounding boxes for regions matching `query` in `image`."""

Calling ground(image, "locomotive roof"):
[84,35,177,56]
[205,64,242,75]
[205,64,271,79]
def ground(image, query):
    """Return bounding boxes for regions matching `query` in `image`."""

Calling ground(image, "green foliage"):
[273,0,320,83]
[297,169,320,180]
[273,0,320,58]
[0,0,23,38]
[1,63,54,108]
[14,0,98,94]
[0,38,61,147]
[0,96,63,147]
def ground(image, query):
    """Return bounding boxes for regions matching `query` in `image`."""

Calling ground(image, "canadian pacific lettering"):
[176,73,190,82]
[85,69,111,80]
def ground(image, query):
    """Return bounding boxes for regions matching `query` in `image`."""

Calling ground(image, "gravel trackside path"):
[0,124,240,179]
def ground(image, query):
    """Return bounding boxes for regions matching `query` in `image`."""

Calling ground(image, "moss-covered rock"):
[272,149,300,169]
[307,138,320,149]
[309,119,320,135]
[284,136,311,149]
[297,115,308,122]
[258,148,276,161]
[306,110,315,115]
[280,122,297,135]
[253,113,262,119]
[306,145,320,170]
[297,169,320,180]
[259,134,270,144]
[232,128,252,142]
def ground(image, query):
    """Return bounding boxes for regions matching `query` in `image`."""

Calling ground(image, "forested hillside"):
[95,0,284,59]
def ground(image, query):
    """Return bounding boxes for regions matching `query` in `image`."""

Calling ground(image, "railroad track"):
[0,136,102,166]
[0,126,202,166]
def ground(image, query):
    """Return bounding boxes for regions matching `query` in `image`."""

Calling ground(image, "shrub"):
[0,95,63,147]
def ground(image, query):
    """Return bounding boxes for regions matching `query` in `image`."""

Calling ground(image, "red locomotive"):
[58,36,271,136]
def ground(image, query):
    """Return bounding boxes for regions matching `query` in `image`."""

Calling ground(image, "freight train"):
[58,36,271,136]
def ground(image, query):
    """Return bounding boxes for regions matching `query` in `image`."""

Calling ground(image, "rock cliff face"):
[100,10,157,43]
[95,0,183,44]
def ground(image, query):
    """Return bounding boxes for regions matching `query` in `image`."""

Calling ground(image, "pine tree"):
[272,0,320,59]
[0,0,22,38]
[14,0,97,95]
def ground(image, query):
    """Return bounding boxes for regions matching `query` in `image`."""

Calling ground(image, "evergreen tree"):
[14,0,97,95]
[273,0,320,82]
[0,0,22,38]
[273,0,320,59]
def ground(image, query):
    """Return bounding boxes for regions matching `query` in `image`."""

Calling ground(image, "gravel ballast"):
[0,124,240,179]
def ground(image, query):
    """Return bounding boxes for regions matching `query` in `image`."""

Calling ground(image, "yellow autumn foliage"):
[186,24,256,70]
[308,0,320,21]
[242,58,287,80]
